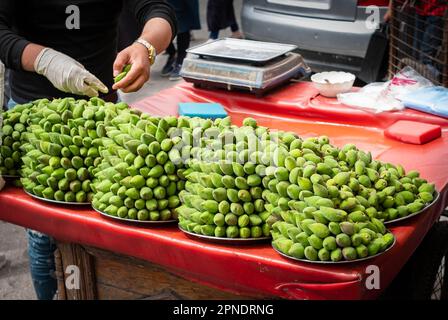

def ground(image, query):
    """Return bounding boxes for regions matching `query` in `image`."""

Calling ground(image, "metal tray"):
[179,225,271,245]
[384,191,440,225]
[273,234,396,264]
[24,189,91,206]
[186,38,297,63]
[93,206,177,225]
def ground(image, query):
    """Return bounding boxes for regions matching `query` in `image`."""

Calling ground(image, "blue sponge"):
[178,102,228,119]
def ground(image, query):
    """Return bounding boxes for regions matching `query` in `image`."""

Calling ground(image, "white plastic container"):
[311,71,356,98]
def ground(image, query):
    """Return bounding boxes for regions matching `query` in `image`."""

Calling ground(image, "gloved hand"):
[34,48,109,97]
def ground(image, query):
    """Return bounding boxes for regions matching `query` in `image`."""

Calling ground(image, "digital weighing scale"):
[181,38,311,95]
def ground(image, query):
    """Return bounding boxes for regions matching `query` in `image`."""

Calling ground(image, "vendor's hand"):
[113,43,150,93]
[34,48,109,97]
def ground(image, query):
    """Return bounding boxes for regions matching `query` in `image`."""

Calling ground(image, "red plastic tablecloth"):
[1,82,448,300]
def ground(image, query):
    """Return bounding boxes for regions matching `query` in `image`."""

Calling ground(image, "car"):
[241,0,389,74]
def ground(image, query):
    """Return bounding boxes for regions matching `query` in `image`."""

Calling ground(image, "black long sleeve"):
[0,0,177,104]
[0,0,30,70]
[128,0,177,39]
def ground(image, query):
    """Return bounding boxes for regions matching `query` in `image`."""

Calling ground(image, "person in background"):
[384,0,447,76]
[413,0,446,75]
[0,0,176,300]
[207,0,243,40]
[161,0,201,80]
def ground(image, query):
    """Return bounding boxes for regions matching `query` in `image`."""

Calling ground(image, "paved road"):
[0,222,34,299]
[0,0,242,300]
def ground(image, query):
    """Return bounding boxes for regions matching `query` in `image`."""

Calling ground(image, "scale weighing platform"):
[180,38,311,95]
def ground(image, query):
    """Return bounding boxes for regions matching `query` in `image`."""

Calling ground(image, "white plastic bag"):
[337,67,433,113]
[338,82,403,112]
[388,66,434,96]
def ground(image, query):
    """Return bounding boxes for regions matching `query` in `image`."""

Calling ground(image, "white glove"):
[34,48,108,97]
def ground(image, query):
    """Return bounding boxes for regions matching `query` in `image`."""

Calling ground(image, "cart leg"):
[56,242,97,300]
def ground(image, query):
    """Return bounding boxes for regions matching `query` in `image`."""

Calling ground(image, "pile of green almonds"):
[2,96,437,262]
[20,97,128,203]
[258,126,435,261]
[271,212,395,262]
[176,115,435,258]
[262,135,436,224]
[0,103,37,177]
[177,118,276,238]
[91,112,227,221]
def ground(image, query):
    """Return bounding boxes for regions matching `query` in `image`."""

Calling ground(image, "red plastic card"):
[385,120,441,144]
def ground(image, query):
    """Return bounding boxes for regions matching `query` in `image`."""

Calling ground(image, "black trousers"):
[207,0,239,32]
[166,31,191,65]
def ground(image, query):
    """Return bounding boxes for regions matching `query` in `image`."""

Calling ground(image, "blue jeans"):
[8,98,57,300]
[27,230,57,300]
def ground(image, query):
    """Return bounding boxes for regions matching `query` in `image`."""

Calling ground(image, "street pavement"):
[0,0,242,300]
[0,222,34,299]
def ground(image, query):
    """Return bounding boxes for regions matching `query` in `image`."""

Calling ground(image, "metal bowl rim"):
[93,206,177,224]
[273,231,396,264]
[178,225,271,244]
[384,190,440,225]
[24,189,91,206]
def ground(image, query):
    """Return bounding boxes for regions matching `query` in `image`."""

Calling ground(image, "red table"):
[1,82,447,299]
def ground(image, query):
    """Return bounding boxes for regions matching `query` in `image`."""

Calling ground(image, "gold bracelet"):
[134,38,156,66]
